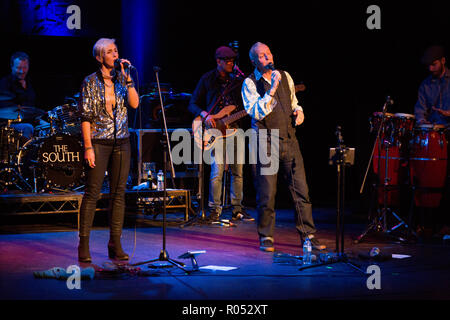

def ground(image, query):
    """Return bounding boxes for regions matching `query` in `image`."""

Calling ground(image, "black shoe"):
[232,210,255,221]
[303,234,326,251]
[259,238,275,252]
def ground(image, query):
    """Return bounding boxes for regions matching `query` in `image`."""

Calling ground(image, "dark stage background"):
[1,0,449,211]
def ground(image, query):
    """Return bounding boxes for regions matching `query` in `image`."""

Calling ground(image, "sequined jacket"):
[80,70,130,140]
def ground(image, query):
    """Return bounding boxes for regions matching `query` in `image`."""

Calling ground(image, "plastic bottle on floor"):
[303,237,312,265]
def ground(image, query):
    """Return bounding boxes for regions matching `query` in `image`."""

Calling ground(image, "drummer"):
[414,45,450,125]
[0,52,43,139]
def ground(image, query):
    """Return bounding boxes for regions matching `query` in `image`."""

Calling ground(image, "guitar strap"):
[205,77,242,117]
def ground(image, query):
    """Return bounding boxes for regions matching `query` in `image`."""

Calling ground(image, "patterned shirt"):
[241,68,302,121]
[80,70,130,140]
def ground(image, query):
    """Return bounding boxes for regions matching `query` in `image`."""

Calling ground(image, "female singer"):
[78,38,139,262]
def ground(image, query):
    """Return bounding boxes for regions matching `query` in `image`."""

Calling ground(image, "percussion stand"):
[130,66,187,272]
[379,140,417,242]
[356,99,415,243]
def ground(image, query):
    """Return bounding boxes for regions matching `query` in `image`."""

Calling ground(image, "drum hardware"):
[0,105,46,121]
[0,103,84,192]
[0,166,32,191]
[357,98,417,244]
[0,118,33,191]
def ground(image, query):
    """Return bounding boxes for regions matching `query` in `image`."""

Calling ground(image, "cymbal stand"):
[0,117,32,191]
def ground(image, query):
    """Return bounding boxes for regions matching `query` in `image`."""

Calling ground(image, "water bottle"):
[157,170,164,191]
[147,169,153,189]
[303,237,312,265]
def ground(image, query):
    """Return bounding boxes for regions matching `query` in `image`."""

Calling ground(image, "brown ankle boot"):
[78,235,92,263]
[108,235,129,260]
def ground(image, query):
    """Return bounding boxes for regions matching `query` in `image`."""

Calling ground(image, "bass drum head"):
[38,134,84,188]
[17,135,84,190]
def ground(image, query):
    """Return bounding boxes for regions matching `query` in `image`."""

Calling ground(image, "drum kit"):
[0,93,84,193]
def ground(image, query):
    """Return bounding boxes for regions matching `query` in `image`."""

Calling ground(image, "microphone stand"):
[131,66,186,271]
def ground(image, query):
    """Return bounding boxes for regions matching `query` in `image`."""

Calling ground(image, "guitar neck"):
[223,110,248,126]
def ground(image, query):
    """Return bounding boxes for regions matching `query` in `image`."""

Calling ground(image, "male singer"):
[241,42,325,252]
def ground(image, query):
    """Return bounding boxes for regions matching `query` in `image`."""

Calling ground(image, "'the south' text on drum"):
[41,144,80,163]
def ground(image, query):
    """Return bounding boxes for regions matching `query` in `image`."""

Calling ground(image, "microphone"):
[386,96,394,105]
[267,62,275,71]
[335,125,344,146]
[153,66,161,72]
[233,65,245,77]
[114,59,135,71]
[382,96,394,113]
[358,247,391,261]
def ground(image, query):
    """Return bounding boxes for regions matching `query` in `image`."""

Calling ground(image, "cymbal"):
[170,92,192,100]
[140,92,192,100]
[0,91,15,102]
[0,105,46,120]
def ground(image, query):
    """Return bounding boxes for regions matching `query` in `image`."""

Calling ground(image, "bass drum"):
[17,134,84,190]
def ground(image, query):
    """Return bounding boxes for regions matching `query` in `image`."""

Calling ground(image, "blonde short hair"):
[92,38,116,58]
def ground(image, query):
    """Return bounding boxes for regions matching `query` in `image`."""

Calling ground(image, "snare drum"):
[410,124,448,207]
[34,123,52,138]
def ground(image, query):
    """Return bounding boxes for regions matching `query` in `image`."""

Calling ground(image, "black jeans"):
[79,139,131,237]
[255,136,316,240]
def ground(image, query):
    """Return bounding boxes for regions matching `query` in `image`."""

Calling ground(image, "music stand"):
[298,126,364,273]
[130,66,186,271]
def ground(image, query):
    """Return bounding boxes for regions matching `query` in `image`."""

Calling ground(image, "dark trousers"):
[255,137,316,240]
[79,140,131,237]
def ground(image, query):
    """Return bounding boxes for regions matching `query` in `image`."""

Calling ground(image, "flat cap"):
[421,45,445,65]
[215,46,237,59]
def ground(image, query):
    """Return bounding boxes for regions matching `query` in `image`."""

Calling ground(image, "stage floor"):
[0,206,450,303]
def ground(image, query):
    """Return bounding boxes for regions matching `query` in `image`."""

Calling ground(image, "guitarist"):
[188,46,254,222]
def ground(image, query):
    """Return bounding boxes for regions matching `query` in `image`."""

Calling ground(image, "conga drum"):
[410,124,448,208]
[370,112,395,137]
[371,112,407,206]
[373,139,407,206]
[393,113,415,145]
